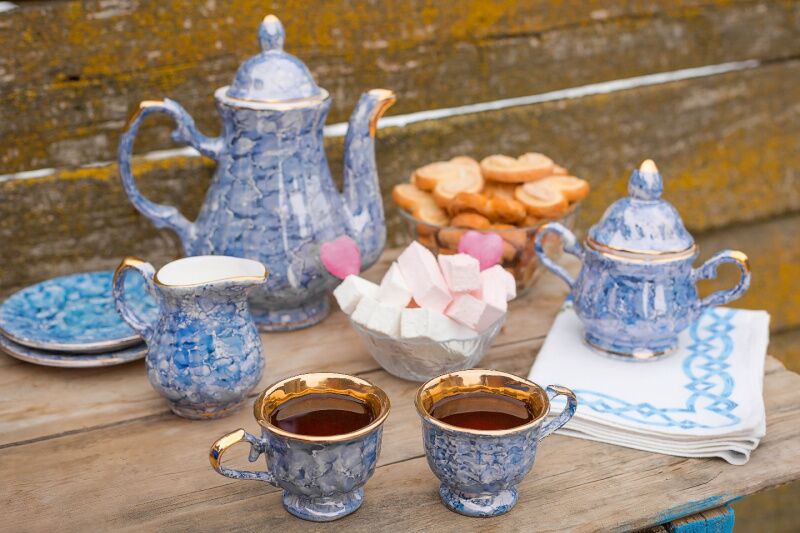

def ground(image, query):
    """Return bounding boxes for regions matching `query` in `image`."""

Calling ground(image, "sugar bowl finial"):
[259,14,285,51]
[628,158,663,200]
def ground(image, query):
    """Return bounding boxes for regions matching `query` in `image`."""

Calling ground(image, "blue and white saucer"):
[0,271,158,353]
[0,333,147,368]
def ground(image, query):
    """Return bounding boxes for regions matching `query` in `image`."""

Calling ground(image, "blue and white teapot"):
[119,15,395,331]
[535,159,751,360]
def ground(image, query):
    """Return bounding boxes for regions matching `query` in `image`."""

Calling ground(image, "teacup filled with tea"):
[415,369,577,517]
[210,373,391,522]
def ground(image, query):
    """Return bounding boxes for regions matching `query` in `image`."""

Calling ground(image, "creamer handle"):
[112,257,159,340]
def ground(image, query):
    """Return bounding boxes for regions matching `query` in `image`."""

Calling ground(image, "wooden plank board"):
[0,254,575,446]
[2,61,799,299]
[1,352,796,532]
[3,1,799,171]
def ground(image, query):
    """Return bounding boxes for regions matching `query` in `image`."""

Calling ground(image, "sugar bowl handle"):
[538,385,578,442]
[112,257,159,341]
[209,429,277,485]
[534,223,583,289]
[692,250,751,312]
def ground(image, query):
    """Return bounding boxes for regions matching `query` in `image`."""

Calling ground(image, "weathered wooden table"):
[2,252,799,532]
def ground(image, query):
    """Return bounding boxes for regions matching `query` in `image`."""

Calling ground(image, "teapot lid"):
[225,15,322,103]
[587,160,695,254]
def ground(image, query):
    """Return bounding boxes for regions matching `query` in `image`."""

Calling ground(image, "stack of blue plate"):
[0,271,157,368]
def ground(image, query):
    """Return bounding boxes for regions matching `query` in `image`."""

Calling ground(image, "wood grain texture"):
[2,252,798,532]
[767,328,800,373]
[2,0,799,171]
[0,253,575,446]
[1,353,796,532]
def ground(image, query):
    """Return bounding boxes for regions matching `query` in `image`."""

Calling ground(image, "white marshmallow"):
[397,241,452,312]
[378,262,412,308]
[428,311,475,341]
[333,275,380,315]
[367,303,402,337]
[400,307,432,338]
[351,295,380,327]
[437,253,481,293]
[401,307,475,340]
[446,293,505,332]
[482,265,517,301]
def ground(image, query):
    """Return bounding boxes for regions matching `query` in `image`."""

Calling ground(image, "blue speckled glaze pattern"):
[118,15,394,331]
[535,164,750,358]
[227,15,321,101]
[214,426,383,522]
[588,167,694,253]
[0,271,157,352]
[113,260,265,419]
[420,386,577,517]
[0,332,147,368]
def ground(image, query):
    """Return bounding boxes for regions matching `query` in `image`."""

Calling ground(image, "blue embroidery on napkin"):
[572,308,740,429]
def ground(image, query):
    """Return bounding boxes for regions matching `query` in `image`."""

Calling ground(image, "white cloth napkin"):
[529,304,770,465]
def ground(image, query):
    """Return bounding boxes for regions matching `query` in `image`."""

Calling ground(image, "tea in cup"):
[415,369,577,517]
[210,373,390,521]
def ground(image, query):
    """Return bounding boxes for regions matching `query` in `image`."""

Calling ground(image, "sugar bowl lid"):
[587,160,694,254]
[225,15,322,102]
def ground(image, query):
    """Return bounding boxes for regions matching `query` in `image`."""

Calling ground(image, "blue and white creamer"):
[119,14,395,331]
[535,159,751,359]
[113,255,267,419]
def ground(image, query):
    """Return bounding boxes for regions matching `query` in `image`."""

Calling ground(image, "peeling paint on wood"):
[1,0,799,171]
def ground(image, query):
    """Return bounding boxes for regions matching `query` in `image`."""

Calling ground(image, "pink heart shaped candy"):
[320,236,362,280]
[458,230,503,271]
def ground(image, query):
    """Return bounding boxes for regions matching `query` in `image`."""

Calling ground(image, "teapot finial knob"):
[628,159,663,200]
[259,14,285,52]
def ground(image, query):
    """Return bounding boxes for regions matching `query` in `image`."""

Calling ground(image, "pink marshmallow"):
[481,265,517,302]
[397,241,453,313]
[445,293,505,332]
[437,253,481,293]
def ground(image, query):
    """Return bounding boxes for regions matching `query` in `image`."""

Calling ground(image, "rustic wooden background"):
[1,1,798,527]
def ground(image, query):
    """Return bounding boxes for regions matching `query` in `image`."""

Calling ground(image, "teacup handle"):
[534,223,583,289]
[692,250,751,312]
[112,257,159,340]
[538,385,578,442]
[209,429,277,484]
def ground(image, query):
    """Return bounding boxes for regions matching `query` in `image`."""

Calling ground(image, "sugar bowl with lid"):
[535,160,751,359]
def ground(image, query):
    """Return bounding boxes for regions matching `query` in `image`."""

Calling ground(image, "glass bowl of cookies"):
[393,153,588,295]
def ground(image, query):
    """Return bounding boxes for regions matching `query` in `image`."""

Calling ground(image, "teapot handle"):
[112,257,160,341]
[534,223,583,289]
[692,250,751,312]
[118,99,223,245]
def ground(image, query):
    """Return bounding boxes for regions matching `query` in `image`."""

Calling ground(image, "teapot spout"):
[341,89,396,269]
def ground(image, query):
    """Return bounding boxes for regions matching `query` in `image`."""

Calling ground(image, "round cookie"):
[393,183,435,212]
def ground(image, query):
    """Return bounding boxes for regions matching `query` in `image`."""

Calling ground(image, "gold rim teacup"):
[415,369,577,517]
[210,373,390,522]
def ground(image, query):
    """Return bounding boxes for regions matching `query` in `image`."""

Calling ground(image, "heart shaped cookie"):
[480,153,554,183]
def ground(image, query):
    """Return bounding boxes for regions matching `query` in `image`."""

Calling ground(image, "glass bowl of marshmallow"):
[333,240,516,382]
